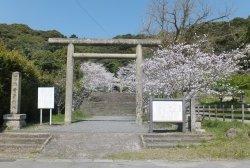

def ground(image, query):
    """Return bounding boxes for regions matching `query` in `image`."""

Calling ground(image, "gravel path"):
[21,116,147,133]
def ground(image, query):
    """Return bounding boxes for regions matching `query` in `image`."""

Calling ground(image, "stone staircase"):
[0,133,52,158]
[80,92,136,116]
[141,133,213,148]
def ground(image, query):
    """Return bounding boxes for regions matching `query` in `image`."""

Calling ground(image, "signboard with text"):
[151,100,183,122]
[38,87,54,109]
[149,99,185,132]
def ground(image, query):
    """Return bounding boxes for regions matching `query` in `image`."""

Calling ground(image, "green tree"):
[0,43,46,124]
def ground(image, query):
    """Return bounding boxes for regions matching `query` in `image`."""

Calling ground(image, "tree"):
[247,21,250,43]
[143,0,232,43]
[70,34,78,38]
[80,62,117,92]
[118,42,244,101]
[0,43,44,124]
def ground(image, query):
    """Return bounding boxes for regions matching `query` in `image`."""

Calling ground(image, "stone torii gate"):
[48,38,161,124]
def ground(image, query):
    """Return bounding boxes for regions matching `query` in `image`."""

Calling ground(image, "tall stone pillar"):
[3,72,26,130]
[136,44,143,124]
[65,43,74,124]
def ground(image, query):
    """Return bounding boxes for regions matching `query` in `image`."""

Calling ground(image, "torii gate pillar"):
[135,44,143,124]
[65,43,74,124]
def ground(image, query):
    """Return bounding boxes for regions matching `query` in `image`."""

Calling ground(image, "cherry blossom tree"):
[117,63,136,92]
[118,42,244,101]
[80,62,117,92]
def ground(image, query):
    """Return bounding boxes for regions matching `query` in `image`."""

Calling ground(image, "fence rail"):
[195,105,250,122]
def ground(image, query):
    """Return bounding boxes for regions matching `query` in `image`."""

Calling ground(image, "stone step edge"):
[0,143,41,148]
[145,142,202,148]
[143,135,213,140]
[0,133,51,138]
[0,137,48,141]
[143,138,211,143]
[1,132,51,136]
[143,133,213,137]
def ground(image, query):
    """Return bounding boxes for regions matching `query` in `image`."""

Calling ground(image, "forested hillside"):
[0,24,66,124]
[185,17,250,53]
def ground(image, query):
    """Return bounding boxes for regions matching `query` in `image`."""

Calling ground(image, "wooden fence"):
[195,104,250,123]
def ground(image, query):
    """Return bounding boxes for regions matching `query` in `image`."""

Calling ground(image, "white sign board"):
[38,87,54,109]
[152,100,183,122]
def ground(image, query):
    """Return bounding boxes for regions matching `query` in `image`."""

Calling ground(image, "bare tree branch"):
[142,0,233,42]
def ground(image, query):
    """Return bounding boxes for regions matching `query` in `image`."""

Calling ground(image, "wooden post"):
[65,43,74,124]
[208,105,211,119]
[136,44,143,124]
[222,105,225,121]
[57,104,60,115]
[49,109,52,125]
[149,98,153,133]
[40,109,43,125]
[190,98,196,132]
[242,103,245,123]
[182,99,186,133]
[231,105,234,120]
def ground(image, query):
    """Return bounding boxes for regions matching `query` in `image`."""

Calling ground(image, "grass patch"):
[52,110,90,125]
[107,120,250,160]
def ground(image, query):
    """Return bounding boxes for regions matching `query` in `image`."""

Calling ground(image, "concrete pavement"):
[0,159,249,168]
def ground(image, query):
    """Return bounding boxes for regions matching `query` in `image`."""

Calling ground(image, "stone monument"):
[3,72,26,130]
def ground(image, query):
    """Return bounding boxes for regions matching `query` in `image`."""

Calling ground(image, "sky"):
[0,0,249,38]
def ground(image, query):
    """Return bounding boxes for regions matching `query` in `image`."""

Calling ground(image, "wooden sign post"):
[38,87,55,125]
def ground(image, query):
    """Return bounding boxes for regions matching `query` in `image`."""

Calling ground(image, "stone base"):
[3,114,26,130]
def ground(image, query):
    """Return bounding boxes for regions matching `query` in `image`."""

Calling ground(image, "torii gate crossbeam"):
[48,38,161,124]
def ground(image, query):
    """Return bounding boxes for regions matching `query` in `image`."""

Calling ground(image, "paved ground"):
[0,159,249,168]
[21,116,148,133]
[38,132,142,159]
[15,116,148,159]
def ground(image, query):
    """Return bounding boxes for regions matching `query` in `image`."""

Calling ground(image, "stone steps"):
[0,133,52,158]
[143,133,212,138]
[145,142,202,148]
[80,92,136,116]
[0,138,47,144]
[144,137,209,143]
[0,132,50,138]
[0,143,40,148]
[142,133,212,148]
